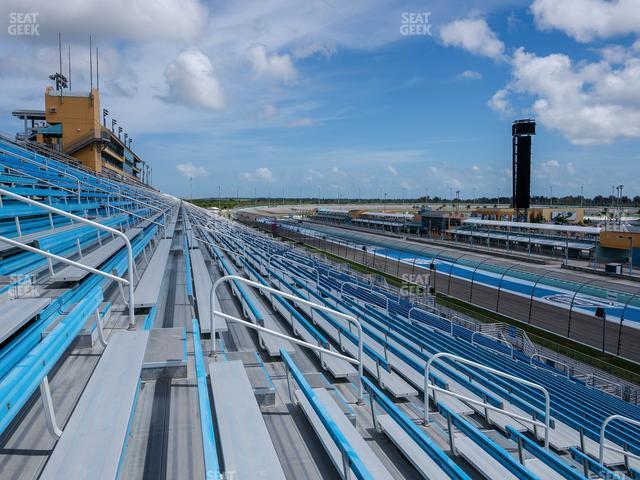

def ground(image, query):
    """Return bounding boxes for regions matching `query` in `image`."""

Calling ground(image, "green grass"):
[435,294,640,384]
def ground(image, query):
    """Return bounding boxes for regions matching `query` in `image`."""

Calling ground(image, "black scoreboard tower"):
[512,119,536,219]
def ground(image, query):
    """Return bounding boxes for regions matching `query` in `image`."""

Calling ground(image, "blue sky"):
[1,0,639,199]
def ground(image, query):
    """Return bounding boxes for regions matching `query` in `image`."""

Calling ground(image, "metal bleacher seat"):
[40,329,149,480]
[134,238,172,308]
[190,247,227,333]
[295,386,394,479]
[50,228,142,282]
[0,222,80,255]
[209,360,286,479]
[0,296,51,344]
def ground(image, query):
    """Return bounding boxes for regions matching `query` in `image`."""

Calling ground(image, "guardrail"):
[0,188,136,327]
[209,274,366,403]
[0,146,81,202]
[269,253,320,285]
[599,414,640,465]
[340,281,389,315]
[471,331,514,358]
[424,351,552,449]
[530,353,571,377]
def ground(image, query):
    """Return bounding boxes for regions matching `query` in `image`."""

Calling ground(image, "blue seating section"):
[186,215,640,480]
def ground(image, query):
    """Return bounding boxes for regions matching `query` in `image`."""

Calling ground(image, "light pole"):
[218,185,221,210]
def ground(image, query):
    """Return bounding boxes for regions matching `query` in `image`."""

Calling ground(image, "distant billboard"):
[551,210,578,221]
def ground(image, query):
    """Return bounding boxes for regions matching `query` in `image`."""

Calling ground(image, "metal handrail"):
[2,145,172,229]
[0,236,129,285]
[599,415,640,464]
[340,280,389,314]
[269,254,320,285]
[0,146,82,202]
[424,352,552,449]
[209,275,365,403]
[471,331,514,358]
[408,305,453,336]
[0,188,136,327]
[109,204,165,231]
[530,353,571,377]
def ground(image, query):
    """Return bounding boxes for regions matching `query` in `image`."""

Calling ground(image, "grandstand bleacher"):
[0,134,639,479]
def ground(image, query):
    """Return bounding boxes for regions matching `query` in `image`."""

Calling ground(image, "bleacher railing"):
[599,414,640,465]
[209,274,366,403]
[424,351,552,449]
[0,146,82,202]
[0,188,137,327]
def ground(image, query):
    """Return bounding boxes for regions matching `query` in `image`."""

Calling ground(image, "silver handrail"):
[0,236,130,285]
[2,145,172,228]
[0,188,136,327]
[408,305,453,336]
[424,351,552,449]
[471,331,514,358]
[0,147,82,202]
[530,353,571,378]
[269,254,320,285]
[209,275,365,403]
[211,310,358,365]
[340,280,389,314]
[598,415,640,464]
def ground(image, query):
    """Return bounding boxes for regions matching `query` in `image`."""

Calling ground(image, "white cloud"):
[472,165,480,172]
[176,162,208,178]
[428,165,463,189]
[458,69,482,80]
[0,0,208,41]
[493,47,640,144]
[542,160,560,168]
[287,117,319,127]
[531,0,640,42]
[247,44,297,83]
[439,18,505,60]
[240,167,275,182]
[160,49,225,110]
[488,88,512,115]
[303,168,324,183]
[384,165,398,176]
[566,162,576,175]
[262,104,278,120]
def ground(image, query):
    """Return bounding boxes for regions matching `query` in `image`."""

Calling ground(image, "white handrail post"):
[209,274,365,404]
[40,375,63,439]
[599,415,640,464]
[0,188,136,328]
[424,351,551,449]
